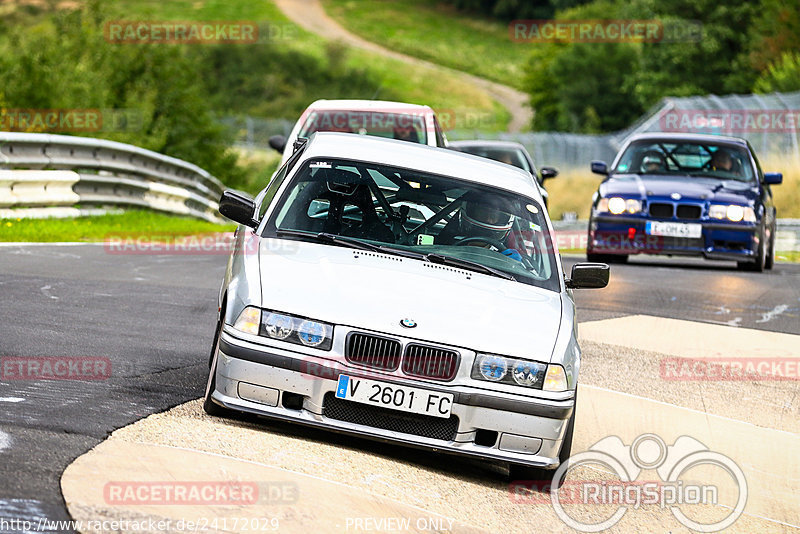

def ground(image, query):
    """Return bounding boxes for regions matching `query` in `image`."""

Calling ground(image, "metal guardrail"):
[0,132,225,222]
[551,219,800,252]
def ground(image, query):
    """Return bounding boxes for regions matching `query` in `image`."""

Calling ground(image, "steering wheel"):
[454,236,508,250]
[454,235,535,270]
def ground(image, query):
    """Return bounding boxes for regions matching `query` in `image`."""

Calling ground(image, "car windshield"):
[263,158,559,291]
[298,111,428,145]
[457,145,532,173]
[613,140,755,182]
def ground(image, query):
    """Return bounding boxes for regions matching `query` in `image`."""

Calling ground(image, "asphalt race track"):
[0,244,798,531]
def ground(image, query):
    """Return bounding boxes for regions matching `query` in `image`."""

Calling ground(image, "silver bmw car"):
[205,132,608,480]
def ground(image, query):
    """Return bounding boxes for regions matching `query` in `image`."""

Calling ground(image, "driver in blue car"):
[437,195,524,261]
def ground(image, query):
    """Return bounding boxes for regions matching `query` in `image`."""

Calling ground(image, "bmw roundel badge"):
[400,318,417,328]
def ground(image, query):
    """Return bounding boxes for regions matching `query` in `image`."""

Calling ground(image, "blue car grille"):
[648,202,702,220]
[648,203,673,218]
[676,205,702,219]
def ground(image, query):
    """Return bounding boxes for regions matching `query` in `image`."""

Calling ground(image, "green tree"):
[523,0,643,132]
[754,52,800,93]
[0,1,245,185]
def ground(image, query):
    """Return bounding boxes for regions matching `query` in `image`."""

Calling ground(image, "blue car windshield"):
[262,158,559,291]
[613,141,755,182]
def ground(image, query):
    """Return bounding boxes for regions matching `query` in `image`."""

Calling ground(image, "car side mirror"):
[540,166,559,180]
[219,190,258,228]
[268,134,287,153]
[764,172,782,185]
[591,161,608,175]
[566,263,609,289]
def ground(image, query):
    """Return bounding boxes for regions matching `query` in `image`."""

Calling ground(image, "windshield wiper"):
[425,253,515,281]
[276,229,427,259]
[276,230,513,279]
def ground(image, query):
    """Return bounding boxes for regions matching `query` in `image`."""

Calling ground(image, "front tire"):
[508,388,577,487]
[765,224,776,270]
[738,226,766,272]
[203,316,235,417]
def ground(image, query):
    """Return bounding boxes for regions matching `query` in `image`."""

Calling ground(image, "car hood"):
[602,174,759,204]
[257,239,563,362]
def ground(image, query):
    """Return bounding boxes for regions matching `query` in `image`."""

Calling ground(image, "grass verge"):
[0,211,234,242]
[323,0,526,91]
[105,0,507,129]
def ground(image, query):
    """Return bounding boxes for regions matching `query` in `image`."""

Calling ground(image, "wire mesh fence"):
[448,90,800,170]
[226,90,800,170]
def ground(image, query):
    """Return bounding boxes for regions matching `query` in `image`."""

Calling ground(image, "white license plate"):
[646,221,702,238]
[334,375,453,419]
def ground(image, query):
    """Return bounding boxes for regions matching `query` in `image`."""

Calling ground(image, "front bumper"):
[588,215,759,261]
[209,329,575,469]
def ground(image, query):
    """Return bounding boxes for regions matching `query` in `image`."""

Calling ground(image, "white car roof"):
[303,99,435,113]
[299,132,543,201]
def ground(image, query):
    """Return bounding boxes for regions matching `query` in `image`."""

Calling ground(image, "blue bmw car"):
[587,133,782,271]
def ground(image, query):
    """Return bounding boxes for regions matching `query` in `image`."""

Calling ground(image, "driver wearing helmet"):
[640,150,666,173]
[437,195,523,261]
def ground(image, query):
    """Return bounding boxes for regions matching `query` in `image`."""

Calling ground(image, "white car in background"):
[450,139,558,209]
[269,99,448,166]
[209,132,608,481]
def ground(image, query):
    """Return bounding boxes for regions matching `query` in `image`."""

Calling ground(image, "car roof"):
[625,132,749,147]
[304,99,435,113]
[299,133,542,200]
[449,140,527,151]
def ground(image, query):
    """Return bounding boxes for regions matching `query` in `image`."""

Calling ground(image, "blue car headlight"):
[597,197,642,215]
[709,204,756,223]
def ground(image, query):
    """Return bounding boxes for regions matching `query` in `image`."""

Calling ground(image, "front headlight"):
[597,197,641,215]
[472,354,550,390]
[233,307,334,350]
[709,204,756,223]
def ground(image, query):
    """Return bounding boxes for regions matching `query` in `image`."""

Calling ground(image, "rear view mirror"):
[566,263,609,289]
[764,172,782,185]
[591,161,608,175]
[540,166,559,180]
[219,190,258,228]
[268,135,287,153]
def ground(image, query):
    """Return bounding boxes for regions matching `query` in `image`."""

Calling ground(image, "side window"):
[258,164,290,220]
